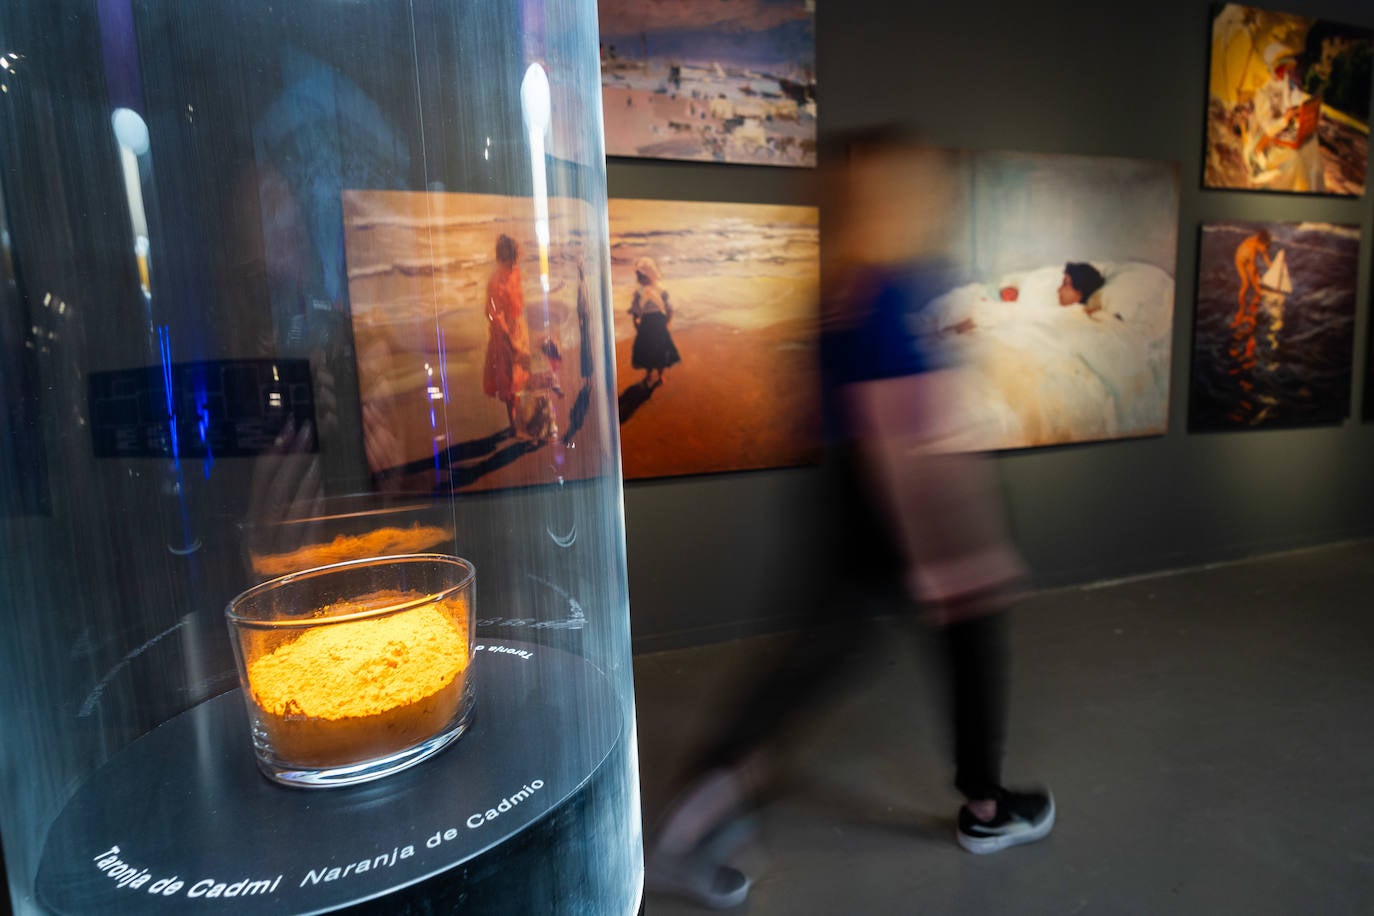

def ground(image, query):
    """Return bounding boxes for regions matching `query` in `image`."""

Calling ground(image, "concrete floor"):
[633,540,1374,915]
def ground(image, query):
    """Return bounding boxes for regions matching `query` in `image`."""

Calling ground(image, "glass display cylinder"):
[0,0,641,913]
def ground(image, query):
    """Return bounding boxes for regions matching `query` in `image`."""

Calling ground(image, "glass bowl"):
[226,554,475,788]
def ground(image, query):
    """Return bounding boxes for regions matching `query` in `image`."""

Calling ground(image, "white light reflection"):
[520,64,552,295]
[111,108,152,301]
[112,107,150,155]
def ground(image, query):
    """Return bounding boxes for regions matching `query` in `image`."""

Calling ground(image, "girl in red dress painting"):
[482,233,532,436]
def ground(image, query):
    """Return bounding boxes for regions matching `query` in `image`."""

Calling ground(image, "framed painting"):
[342,190,613,494]
[920,150,1180,450]
[608,197,819,478]
[599,0,816,167]
[1205,4,1371,195]
[1190,220,1359,431]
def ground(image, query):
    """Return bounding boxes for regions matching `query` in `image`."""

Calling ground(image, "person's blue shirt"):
[819,262,945,442]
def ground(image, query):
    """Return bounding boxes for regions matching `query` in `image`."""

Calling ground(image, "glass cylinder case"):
[0,1,641,913]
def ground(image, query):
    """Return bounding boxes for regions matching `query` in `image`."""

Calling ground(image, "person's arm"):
[845,370,1025,611]
[663,291,672,325]
[489,301,511,337]
[486,287,510,336]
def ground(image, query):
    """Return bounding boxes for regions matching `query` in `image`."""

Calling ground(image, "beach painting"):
[920,151,1180,451]
[599,0,816,167]
[609,197,820,479]
[1206,4,1372,195]
[1190,221,1359,431]
[341,190,614,494]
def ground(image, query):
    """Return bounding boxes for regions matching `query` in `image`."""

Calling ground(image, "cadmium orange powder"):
[246,598,470,767]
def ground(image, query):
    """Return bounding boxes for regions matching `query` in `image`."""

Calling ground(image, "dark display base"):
[36,641,627,914]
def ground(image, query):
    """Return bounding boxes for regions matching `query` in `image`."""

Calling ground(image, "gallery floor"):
[633,539,1374,915]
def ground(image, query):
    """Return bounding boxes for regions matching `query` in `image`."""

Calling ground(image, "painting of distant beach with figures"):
[609,198,819,479]
[1206,4,1371,195]
[342,190,613,495]
[1190,221,1359,431]
[599,0,816,166]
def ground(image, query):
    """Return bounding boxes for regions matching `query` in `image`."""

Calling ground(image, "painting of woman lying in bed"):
[914,259,1174,451]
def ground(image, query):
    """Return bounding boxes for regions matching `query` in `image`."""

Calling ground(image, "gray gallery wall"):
[611,0,1374,652]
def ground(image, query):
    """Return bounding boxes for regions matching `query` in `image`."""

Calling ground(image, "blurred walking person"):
[646,129,1053,909]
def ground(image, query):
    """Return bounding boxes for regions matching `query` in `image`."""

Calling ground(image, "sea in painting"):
[1190,221,1359,430]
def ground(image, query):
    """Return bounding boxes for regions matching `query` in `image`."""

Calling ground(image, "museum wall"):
[613,0,1374,651]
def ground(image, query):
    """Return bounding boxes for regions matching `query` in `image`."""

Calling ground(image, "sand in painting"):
[608,198,819,479]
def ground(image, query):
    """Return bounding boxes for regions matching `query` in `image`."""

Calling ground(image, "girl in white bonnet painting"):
[628,255,681,388]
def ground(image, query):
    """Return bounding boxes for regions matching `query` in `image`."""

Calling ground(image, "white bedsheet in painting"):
[919,262,1173,450]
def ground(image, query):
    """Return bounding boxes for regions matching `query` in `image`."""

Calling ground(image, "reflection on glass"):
[0,0,639,912]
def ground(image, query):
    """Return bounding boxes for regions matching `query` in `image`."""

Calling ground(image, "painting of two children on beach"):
[599,0,816,167]
[342,190,613,495]
[921,151,1180,451]
[341,190,820,490]
[1190,221,1359,431]
[1206,4,1372,195]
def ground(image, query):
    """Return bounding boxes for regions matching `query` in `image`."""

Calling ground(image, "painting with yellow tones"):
[608,198,820,479]
[1205,4,1371,195]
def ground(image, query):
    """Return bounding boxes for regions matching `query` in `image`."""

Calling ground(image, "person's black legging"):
[690,448,1008,801]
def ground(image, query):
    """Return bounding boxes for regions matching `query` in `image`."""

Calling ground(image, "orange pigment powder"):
[246,599,469,767]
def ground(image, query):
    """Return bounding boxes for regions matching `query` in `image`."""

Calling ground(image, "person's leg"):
[941,607,1008,804]
[939,600,1055,854]
[686,613,872,779]
[649,450,883,904]
[648,575,873,908]
[1234,268,1254,325]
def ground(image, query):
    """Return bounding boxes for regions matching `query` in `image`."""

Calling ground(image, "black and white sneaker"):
[956,788,1055,854]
